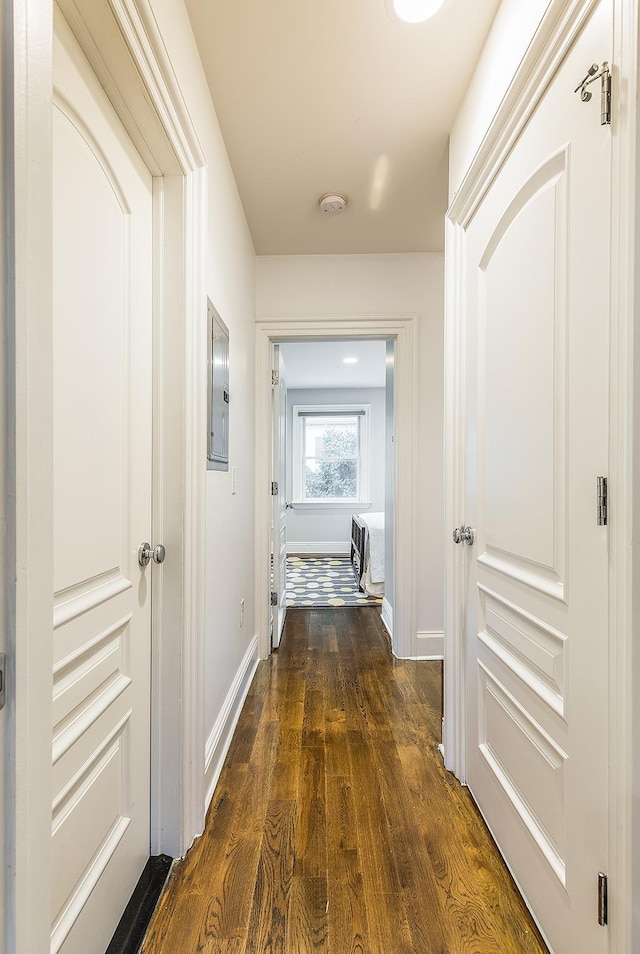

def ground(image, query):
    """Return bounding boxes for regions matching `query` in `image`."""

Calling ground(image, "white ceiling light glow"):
[391,0,445,23]
[343,357,358,364]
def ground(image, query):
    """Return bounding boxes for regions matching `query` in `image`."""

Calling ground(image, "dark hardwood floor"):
[140,607,548,953]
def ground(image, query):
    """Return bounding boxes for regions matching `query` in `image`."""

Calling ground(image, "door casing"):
[444,0,640,950]
[9,0,208,949]
[255,316,418,661]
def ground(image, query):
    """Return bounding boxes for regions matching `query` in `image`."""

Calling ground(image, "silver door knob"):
[138,542,166,567]
[452,526,475,546]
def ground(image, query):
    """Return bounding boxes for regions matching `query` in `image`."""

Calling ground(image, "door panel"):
[480,154,567,596]
[272,346,287,649]
[52,9,153,953]
[462,3,611,951]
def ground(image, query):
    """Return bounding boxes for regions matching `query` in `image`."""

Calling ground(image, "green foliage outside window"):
[304,423,358,498]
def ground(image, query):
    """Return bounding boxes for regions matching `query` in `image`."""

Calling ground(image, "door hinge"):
[0,653,5,711]
[272,369,279,386]
[575,61,611,125]
[597,476,608,526]
[270,591,278,606]
[271,480,278,495]
[598,872,608,926]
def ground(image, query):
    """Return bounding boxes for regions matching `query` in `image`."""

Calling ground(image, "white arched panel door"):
[52,9,154,952]
[460,2,611,952]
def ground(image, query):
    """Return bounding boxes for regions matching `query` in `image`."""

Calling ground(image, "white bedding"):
[359,511,385,585]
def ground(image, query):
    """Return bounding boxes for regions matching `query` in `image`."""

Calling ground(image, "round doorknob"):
[138,542,166,567]
[452,526,475,546]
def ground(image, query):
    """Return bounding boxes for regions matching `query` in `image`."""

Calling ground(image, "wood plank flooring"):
[140,608,548,954]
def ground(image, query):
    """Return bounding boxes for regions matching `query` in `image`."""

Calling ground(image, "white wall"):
[286,387,386,551]
[449,0,552,199]
[149,0,257,767]
[257,253,444,633]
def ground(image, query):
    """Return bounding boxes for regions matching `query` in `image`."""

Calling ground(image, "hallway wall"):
[149,0,258,791]
[256,252,444,634]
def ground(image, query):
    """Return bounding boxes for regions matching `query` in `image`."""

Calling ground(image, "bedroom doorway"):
[270,338,394,638]
[255,315,418,661]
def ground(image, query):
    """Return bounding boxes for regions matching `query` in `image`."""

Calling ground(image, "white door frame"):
[443,0,638,950]
[255,315,418,660]
[10,0,207,949]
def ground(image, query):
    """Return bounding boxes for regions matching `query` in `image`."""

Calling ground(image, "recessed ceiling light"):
[389,0,445,24]
[343,357,358,364]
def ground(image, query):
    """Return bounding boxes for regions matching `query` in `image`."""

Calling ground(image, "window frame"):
[291,404,371,509]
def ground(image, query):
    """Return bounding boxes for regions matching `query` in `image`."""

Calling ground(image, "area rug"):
[286,556,383,607]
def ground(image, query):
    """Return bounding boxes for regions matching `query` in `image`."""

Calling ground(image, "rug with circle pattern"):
[285,556,383,607]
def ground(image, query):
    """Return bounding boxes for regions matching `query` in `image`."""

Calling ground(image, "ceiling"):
[184,0,501,255]
[280,341,387,389]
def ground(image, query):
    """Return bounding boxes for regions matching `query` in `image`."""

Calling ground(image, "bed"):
[350,511,385,598]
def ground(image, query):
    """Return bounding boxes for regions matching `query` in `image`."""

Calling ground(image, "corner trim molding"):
[204,637,259,809]
[414,631,444,660]
[286,542,350,555]
[381,597,393,638]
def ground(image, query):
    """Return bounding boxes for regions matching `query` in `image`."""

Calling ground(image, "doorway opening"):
[270,339,393,649]
[255,314,418,662]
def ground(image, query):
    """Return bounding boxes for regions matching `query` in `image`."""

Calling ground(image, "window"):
[292,405,370,506]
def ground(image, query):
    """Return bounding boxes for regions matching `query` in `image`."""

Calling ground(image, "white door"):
[271,346,287,649]
[52,9,153,953]
[461,3,611,952]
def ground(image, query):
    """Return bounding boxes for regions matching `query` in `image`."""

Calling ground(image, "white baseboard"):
[204,635,259,810]
[287,541,349,555]
[381,597,393,637]
[413,630,444,659]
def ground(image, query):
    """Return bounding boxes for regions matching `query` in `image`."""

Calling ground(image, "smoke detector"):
[319,193,347,214]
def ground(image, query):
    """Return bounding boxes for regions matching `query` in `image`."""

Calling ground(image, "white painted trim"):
[443,216,466,780]
[287,542,350,555]
[445,0,640,950]
[381,597,393,638]
[180,164,208,852]
[10,2,55,951]
[608,0,638,950]
[255,316,418,662]
[204,636,259,809]
[414,631,444,660]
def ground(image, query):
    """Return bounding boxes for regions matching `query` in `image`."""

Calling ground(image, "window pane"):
[305,459,357,498]
[304,420,358,460]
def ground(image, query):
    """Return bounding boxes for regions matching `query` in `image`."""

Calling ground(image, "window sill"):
[290,501,372,512]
